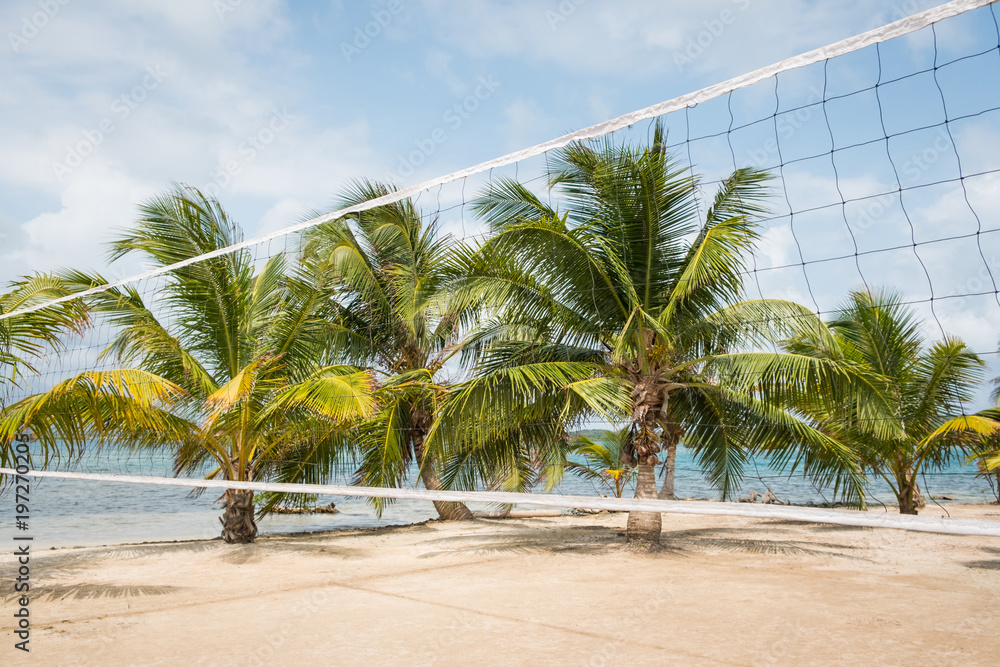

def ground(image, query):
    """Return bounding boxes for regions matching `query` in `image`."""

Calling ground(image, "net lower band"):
[3,468,997,537]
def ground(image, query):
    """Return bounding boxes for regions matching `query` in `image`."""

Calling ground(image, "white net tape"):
[3,468,997,536]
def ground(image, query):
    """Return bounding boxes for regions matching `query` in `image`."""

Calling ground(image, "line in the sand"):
[328,580,736,665]
[8,544,730,665]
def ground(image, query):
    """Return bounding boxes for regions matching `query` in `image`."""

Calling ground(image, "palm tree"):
[450,123,866,545]
[0,188,375,542]
[0,274,89,467]
[0,274,88,386]
[969,341,1000,499]
[302,180,477,521]
[566,428,636,498]
[783,289,999,514]
[992,353,999,405]
[976,431,1000,501]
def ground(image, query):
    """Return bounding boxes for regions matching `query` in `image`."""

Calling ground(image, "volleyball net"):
[2,0,1000,537]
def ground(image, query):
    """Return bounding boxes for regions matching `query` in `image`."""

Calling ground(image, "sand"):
[2,503,998,666]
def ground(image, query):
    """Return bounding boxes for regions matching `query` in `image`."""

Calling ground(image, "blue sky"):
[2,0,1000,404]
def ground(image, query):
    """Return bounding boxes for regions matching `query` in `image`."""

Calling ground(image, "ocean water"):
[6,446,997,548]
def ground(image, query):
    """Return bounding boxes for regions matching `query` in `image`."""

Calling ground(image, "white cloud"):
[756,225,798,270]
[3,161,155,279]
[424,48,465,97]
[501,98,556,152]
[417,0,940,79]
[209,120,374,202]
[257,197,313,237]
[0,0,375,282]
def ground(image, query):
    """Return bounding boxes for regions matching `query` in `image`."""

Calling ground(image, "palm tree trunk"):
[221,489,258,543]
[897,470,927,515]
[897,479,919,516]
[418,462,475,521]
[657,442,677,500]
[626,463,661,545]
[626,377,664,546]
[411,419,474,521]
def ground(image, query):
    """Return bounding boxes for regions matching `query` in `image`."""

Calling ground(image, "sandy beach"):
[2,504,998,666]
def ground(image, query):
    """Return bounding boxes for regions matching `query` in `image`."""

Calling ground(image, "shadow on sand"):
[1,583,181,602]
[412,520,860,560]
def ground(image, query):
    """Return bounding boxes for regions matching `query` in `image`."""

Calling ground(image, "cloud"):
[423,48,465,96]
[501,98,556,151]
[0,211,26,255]
[417,0,941,80]
[207,120,375,205]
[2,161,155,279]
[3,0,996,398]
[755,225,798,270]
[0,0,375,283]
[257,197,313,237]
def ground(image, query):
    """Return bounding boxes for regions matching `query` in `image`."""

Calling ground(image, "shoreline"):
[37,499,1000,552]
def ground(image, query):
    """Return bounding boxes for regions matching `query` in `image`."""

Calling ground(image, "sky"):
[2,0,1000,405]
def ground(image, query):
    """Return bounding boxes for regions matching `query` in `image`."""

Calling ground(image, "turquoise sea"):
[7,445,998,548]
